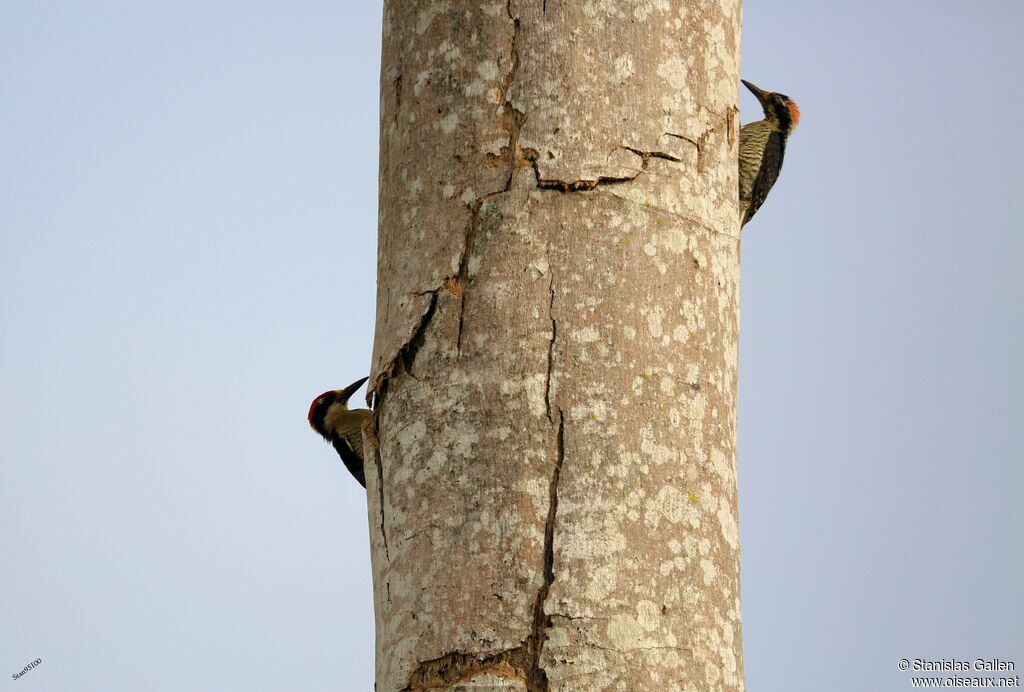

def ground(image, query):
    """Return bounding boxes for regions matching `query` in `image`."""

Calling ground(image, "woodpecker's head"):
[742,79,800,133]
[308,376,369,440]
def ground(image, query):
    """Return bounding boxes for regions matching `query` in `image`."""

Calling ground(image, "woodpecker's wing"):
[332,436,366,488]
[739,121,786,226]
[331,408,371,488]
[738,121,769,211]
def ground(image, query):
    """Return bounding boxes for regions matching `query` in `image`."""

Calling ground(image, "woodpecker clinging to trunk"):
[308,377,372,488]
[738,79,800,227]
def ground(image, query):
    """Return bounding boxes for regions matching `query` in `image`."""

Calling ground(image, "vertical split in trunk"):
[367,2,744,689]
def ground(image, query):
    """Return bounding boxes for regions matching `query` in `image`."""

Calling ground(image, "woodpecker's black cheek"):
[773,100,793,132]
[309,400,331,436]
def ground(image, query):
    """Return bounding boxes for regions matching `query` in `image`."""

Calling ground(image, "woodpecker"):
[738,79,800,227]
[308,377,372,488]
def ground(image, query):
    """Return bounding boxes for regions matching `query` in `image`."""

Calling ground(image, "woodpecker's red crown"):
[308,391,338,430]
[308,377,369,432]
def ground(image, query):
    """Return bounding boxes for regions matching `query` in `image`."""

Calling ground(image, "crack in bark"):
[664,111,734,168]
[398,523,442,544]
[531,145,682,193]
[370,285,440,410]
[664,131,702,153]
[543,264,556,424]
[453,4,527,354]
[373,4,526,402]
[363,415,390,565]
[498,7,527,189]
[398,289,440,378]
[366,289,442,563]
[622,145,682,164]
[453,192,502,355]
[727,105,738,148]
[589,643,695,655]
[403,649,529,691]
[526,411,564,691]
[453,215,478,356]
[548,612,608,623]
[394,74,402,117]
[535,169,637,191]
[402,414,565,691]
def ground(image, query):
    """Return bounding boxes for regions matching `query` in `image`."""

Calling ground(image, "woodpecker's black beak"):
[741,79,768,102]
[340,376,369,404]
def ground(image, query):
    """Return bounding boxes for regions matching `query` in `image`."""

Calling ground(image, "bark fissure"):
[527,411,564,690]
[401,290,439,375]
[364,417,390,565]
[367,288,442,563]
[404,408,567,691]
[535,172,636,192]
[625,146,683,164]
[664,110,735,165]
[454,4,526,354]
[403,649,529,691]
[664,131,701,152]
[498,6,527,188]
[453,189,509,354]
[549,613,608,623]
[453,200,482,356]
[543,267,556,424]
[589,643,695,655]
[531,145,681,193]
[373,3,526,401]
[371,286,440,410]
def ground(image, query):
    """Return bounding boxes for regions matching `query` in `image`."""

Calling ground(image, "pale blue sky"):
[2,2,1021,691]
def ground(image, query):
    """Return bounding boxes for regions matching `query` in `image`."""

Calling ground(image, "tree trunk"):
[367,1,743,689]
